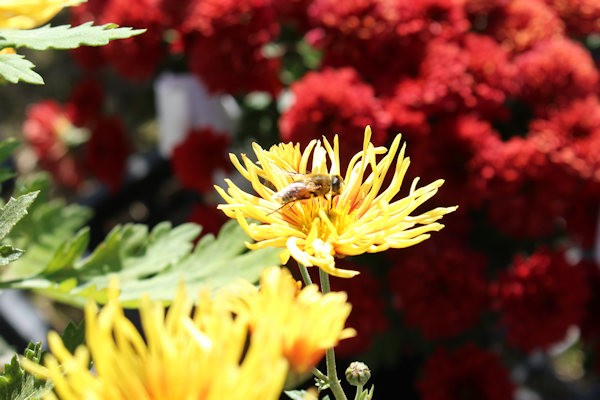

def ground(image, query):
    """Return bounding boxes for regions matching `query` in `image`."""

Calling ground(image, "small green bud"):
[345,361,371,386]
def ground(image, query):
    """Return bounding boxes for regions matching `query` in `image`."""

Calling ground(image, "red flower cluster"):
[23,80,130,192]
[545,0,600,36]
[279,67,390,165]
[492,248,590,352]
[23,101,84,189]
[388,240,489,340]
[486,0,565,52]
[479,137,577,239]
[170,128,232,194]
[514,37,598,112]
[306,0,469,92]
[418,343,515,400]
[530,96,600,182]
[70,0,165,80]
[180,0,281,94]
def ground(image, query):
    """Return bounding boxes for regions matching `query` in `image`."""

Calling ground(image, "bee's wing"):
[300,178,322,191]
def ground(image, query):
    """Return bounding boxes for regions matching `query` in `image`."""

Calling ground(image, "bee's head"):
[331,175,344,195]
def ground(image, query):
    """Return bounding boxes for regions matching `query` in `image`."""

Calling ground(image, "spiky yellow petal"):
[216,126,458,277]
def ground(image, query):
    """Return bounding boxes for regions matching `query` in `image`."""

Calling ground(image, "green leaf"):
[60,321,86,354]
[10,220,281,308]
[2,198,92,280]
[0,23,146,50]
[0,138,20,166]
[0,53,43,84]
[0,342,52,400]
[0,192,39,242]
[3,175,91,280]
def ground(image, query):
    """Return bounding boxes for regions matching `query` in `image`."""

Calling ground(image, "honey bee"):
[269,173,344,214]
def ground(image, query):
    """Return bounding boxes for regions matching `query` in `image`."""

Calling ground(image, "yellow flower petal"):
[216,126,458,277]
[226,267,354,374]
[24,282,289,400]
[0,0,83,29]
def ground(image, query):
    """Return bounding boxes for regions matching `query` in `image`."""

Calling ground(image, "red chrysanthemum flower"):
[84,117,130,192]
[514,38,598,113]
[181,0,281,95]
[406,114,503,210]
[545,0,600,36]
[22,100,84,189]
[530,96,600,182]
[492,248,590,352]
[171,128,231,194]
[65,79,104,128]
[278,67,390,166]
[394,0,470,40]
[306,0,407,91]
[388,239,489,340]
[306,0,469,92]
[188,202,229,237]
[329,263,388,358]
[527,97,600,246]
[418,343,515,400]
[412,34,518,116]
[70,0,166,80]
[487,0,565,53]
[481,136,577,239]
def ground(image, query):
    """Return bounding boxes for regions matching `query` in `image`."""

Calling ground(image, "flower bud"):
[345,361,371,386]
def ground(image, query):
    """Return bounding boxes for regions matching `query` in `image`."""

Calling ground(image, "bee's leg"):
[267,201,295,216]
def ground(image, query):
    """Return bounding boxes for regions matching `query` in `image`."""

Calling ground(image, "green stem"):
[297,263,313,286]
[319,268,347,400]
[313,367,328,382]
[353,385,363,400]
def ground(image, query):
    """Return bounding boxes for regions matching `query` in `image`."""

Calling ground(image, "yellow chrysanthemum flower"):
[0,0,83,29]
[24,282,288,400]
[226,267,355,375]
[215,126,458,278]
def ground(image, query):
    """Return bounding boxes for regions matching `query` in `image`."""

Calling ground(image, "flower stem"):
[297,263,313,286]
[353,385,363,400]
[319,268,347,400]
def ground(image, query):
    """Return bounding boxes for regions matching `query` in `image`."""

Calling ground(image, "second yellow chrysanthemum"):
[216,126,458,278]
[0,0,83,29]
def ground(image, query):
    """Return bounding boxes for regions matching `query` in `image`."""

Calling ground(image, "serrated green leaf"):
[10,220,281,308]
[0,244,23,266]
[45,227,89,273]
[3,177,91,280]
[0,342,52,400]
[0,191,39,242]
[0,22,145,50]
[0,53,43,84]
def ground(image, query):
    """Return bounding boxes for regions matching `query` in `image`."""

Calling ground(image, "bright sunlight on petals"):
[23,281,288,400]
[215,126,458,278]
